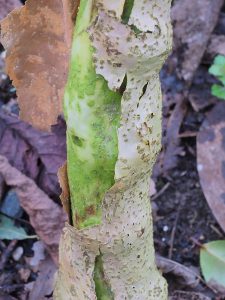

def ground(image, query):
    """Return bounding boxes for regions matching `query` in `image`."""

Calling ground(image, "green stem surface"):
[64,0,121,229]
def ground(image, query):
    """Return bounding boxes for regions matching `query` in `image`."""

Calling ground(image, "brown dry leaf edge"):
[0,155,67,264]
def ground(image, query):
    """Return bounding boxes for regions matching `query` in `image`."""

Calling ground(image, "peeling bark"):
[55,0,172,299]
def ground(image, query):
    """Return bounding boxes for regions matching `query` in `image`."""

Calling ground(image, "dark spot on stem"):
[73,135,84,147]
[121,0,134,24]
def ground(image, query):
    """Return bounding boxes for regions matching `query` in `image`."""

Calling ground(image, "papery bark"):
[55,0,172,299]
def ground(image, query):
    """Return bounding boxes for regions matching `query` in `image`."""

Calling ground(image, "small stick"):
[151,182,171,201]
[168,205,181,259]
[0,240,17,271]
[0,212,32,227]
[210,224,224,238]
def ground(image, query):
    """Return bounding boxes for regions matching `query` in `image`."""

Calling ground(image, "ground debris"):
[28,256,56,300]
[170,290,211,300]
[205,34,225,61]
[0,112,66,200]
[172,0,224,82]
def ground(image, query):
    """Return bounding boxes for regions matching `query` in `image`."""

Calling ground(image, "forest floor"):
[0,0,225,299]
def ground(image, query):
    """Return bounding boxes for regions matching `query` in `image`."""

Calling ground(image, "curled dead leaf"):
[0,0,76,130]
[0,112,66,200]
[0,0,21,21]
[156,255,200,288]
[197,102,225,233]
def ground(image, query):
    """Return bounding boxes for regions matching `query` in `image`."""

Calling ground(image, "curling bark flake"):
[54,0,172,299]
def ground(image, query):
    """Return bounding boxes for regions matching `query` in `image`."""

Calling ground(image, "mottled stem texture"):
[54,0,172,299]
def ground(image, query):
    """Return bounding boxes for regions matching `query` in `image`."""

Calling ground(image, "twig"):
[0,240,6,251]
[0,211,32,227]
[178,131,198,138]
[0,283,24,294]
[0,240,17,271]
[168,205,181,259]
[210,224,224,238]
[151,182,171,201]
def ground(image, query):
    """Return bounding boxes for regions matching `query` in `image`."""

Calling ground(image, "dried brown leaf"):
[0,155,66,264]
[197,102,225,233]
[156,255,200,288]
[172,0,223,82]
[0,112,66,200]
[206,34,225,60]
[0,0,76,130]
[0,0,21,21]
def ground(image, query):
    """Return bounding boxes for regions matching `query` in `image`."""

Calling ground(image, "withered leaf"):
[0,155,66,264]
[172,0,223,82]
[156,255,200,288]
[197,102,225,233]
[0,111,66,200]
[0,0,76,130]
[58,162,71,221]
[0,0,21,21]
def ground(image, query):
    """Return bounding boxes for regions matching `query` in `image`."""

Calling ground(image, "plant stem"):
[64,0,121,228]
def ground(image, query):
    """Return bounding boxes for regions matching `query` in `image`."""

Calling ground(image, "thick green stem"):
[64,0,121,229]
[55,1,172,299]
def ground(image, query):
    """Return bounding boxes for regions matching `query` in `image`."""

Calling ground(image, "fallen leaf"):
[29,256,57,300]
[0,215,36,240]
[0,0,21,21]
[200,240,225,292]
[0,155,66,264]
[197,102,225,232]
[172,0,223,82]
[206,35,225,61]
[156,255,200,288]
[188,66,217,112]
[0,0,75,130]
[0,112,66,200]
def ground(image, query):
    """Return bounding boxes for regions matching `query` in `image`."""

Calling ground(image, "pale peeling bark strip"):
[55,0,172,299]
[0,0,76,131]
